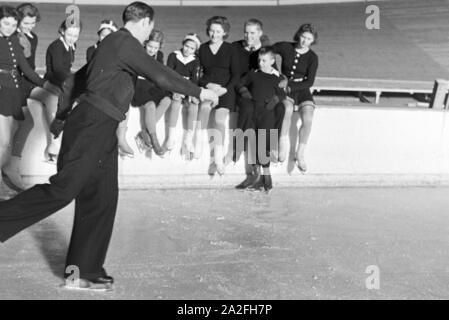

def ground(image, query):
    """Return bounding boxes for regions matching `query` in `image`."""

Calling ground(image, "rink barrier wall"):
[22,0,368,6]
[18,104,449,188]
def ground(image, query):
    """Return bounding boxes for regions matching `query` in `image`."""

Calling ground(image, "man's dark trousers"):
[0,101,119,280]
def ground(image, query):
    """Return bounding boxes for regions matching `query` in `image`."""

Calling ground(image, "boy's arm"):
[236,71,253,99]
[266,76,287,110]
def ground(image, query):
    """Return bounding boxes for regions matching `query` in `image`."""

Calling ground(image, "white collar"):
[244,41,261,52]
[175,50,196,65]
[295,47,309,54]
[257,68,280,77]
[18,29,34,39]
[59,37,75,51]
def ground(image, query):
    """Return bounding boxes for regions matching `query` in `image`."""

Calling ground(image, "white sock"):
[298,143,307,158]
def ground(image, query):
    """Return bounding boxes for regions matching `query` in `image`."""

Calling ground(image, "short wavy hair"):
[58,18,82,35]
[258,45,276,60]
[0,5,20,23]
[244,18,263,30]
[122,1,154,24]
[293,23,318,45]
[16,3,40,23]
[145,29,164,47]
[206,16,231,39]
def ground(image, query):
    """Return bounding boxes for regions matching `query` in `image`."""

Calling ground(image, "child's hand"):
[279,77,288,90]
[238,87,252,99]
[190,96,200,104]
[172,93,185,101]
[265,95,280,110]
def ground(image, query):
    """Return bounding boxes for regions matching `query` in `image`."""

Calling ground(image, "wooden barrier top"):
[313,77,434,94]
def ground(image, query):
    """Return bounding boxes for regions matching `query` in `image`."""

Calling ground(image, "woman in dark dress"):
[0,6,45,198]
[197,16,240,175]
[2,3,41,191]
[273,23,318,172]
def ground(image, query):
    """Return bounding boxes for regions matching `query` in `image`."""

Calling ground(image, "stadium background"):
[4,0,449,187]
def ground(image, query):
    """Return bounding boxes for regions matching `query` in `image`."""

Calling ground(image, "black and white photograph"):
[0,0,448,303]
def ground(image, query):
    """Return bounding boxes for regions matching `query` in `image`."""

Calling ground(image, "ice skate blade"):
[61,281,113,292]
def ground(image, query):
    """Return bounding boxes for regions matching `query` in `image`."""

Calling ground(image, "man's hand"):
[206,83,221,91]
[215,87,227,97]
[199,88,219,107]
[206,83,227,97]
[190,96,200,104]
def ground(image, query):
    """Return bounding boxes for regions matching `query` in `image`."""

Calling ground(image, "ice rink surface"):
[1,187,449,299]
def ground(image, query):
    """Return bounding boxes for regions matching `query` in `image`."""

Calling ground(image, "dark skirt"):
[289,89,315,109]
[0,85,24,120]
[131,79,168,107]
[215,88,236,112]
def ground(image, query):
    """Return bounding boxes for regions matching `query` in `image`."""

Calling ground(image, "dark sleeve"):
[274,77,287,100]
[190,59,201,85]
[119,38,201,98]
[15,38,45,87]
[48,42,72,86]
[157,51,164,64]
[272,42,286,71]
[32,34,38,69]
[166,52,177,70]
[236,70,253,91]
[225,44,241,92]
[272,42,284,56]
[56,63,88,121]
[197,45,207,88]
[86,46,94,63]
[288,54,318,92]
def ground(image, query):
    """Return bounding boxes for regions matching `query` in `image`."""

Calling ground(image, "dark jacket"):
[272,42,318,93]
[0,34,44,89]
[59,28,201,122]
[44,38,75,88]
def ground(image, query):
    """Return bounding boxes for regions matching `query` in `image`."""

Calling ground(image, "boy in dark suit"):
[236,46,286,192]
